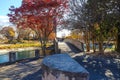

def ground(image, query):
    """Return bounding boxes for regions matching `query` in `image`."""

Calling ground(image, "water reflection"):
[0,54,9,63]
[0,50,35,64]
[16,50,35,60]
[84,43,113,50]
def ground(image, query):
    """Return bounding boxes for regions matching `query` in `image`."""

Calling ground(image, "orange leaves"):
[0,26,15,39]
[48,32,55,40]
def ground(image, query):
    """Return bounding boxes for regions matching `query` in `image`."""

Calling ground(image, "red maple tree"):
[8,0,68,56]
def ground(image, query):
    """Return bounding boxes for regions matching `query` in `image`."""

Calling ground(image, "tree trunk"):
[85,31,90,52]
[116,22,120,53]
[42,45,46,56]
[115,33,117,50]
[40,39,46,57]
[54,38,58,53]
[116,32,120,53]
[98,30,104,54]
[86,41,90,52]
[92,37,96,53]
[98,41,103,53]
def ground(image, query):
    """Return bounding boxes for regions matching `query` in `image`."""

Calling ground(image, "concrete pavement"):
[0,59,42,80]
[58,42,84,57]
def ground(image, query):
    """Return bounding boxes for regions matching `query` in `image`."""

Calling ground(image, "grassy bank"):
[0,40,51,49]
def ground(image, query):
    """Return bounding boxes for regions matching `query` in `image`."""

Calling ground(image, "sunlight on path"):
[0,59,42,80]
[58,42,75,56]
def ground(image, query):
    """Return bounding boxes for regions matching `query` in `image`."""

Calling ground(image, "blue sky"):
[0,0,70,37]
[0,0,22,26]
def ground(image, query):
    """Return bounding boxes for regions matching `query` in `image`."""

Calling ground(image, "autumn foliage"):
[8,0,68,55]
[0,26,15,43]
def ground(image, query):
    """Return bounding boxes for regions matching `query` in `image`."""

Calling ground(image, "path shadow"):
[0,58,42,80]
[73,55,120,80]
[65,42,83,53]
[21,69,42,80]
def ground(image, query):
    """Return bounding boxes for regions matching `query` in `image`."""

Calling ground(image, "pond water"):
[0,50,35,64]
[0,54,9,63]
[84,43,113,50]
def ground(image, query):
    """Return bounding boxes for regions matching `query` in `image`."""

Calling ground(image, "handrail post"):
[35,49,40,58]
[9,51,16,63]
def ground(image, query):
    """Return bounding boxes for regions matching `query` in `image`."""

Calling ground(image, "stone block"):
[42,54,89,80]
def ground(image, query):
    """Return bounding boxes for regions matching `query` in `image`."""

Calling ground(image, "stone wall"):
[42,54,89,80]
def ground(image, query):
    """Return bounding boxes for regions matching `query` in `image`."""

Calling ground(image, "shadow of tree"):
[65,42,83,53]
[0,59,42,80]
[73,55,120,80]
[21,69,42,80]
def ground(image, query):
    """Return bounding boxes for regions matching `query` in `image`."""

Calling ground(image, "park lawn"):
[105,45,115,51]
[0,40,52,49]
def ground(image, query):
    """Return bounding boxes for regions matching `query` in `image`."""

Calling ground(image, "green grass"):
[105,45,115,51]
[0,40,52,49]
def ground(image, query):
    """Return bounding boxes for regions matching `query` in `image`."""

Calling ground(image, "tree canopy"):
[69,0,120,53]
[8,0,69,55]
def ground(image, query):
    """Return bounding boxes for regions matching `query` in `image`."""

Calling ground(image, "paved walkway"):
[58,42,84,56]
[0,59,42,80]
[58,42,75,55]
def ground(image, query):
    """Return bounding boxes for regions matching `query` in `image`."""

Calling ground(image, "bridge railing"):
[65,39,84,52]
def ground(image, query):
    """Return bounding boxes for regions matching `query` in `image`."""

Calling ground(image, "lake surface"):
[0,50,35,64]
[84,43,113,50]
